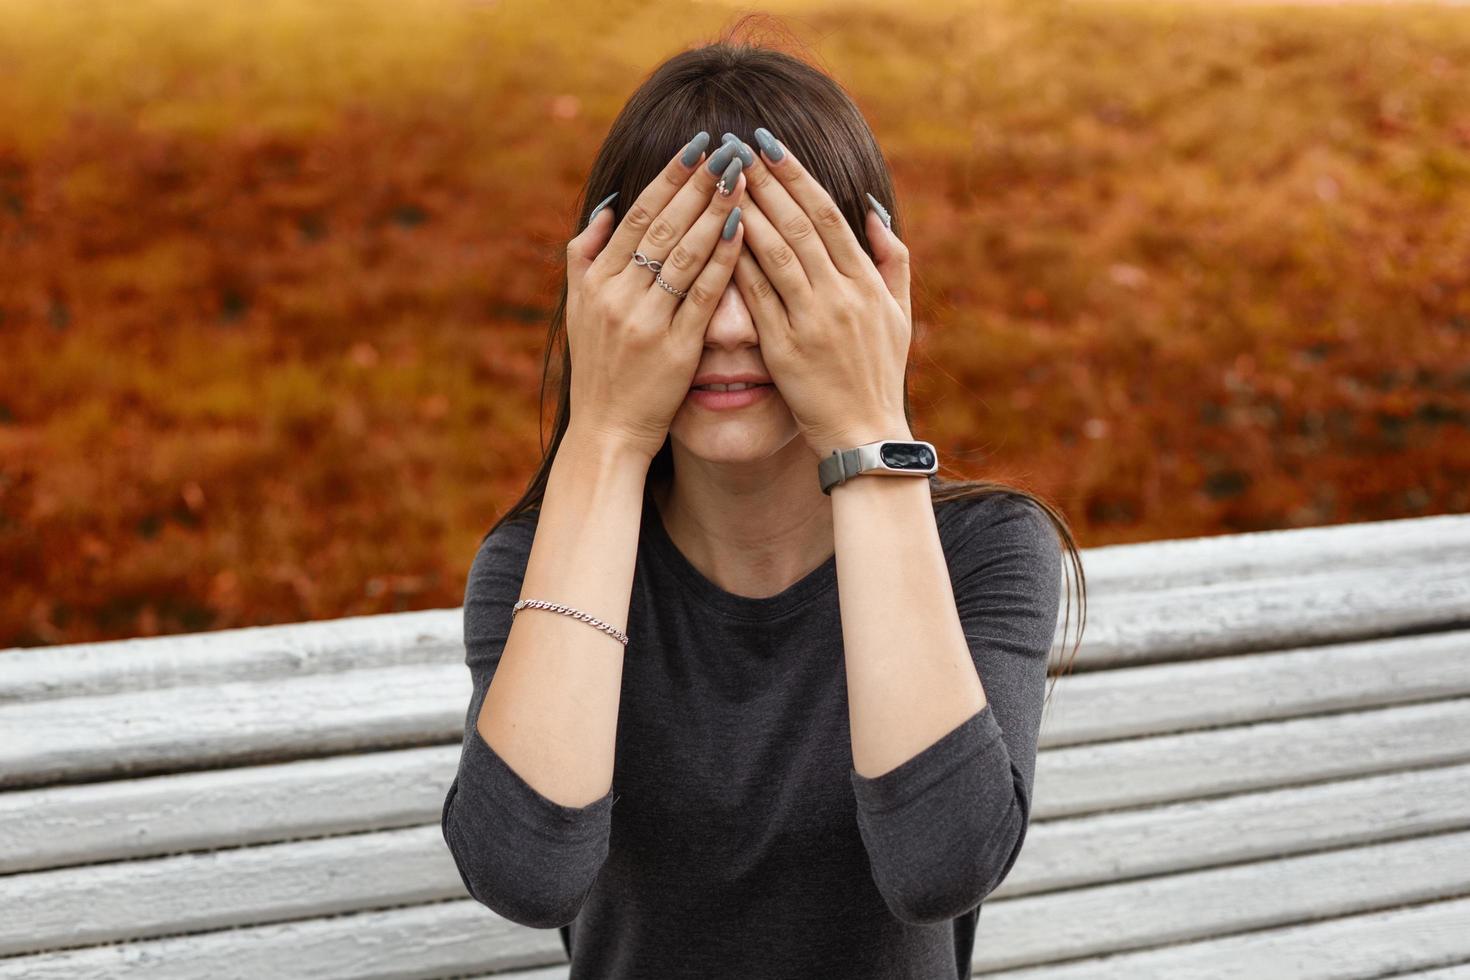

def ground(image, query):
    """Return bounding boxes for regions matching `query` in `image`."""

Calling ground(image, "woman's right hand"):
[564,131,749,462]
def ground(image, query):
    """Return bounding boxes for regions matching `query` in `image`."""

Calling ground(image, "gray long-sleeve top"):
[441,478,1064,979]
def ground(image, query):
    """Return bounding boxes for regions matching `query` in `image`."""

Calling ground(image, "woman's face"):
[668,279,801,463]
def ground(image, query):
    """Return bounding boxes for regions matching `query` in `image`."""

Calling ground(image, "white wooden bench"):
[3,512,1469,977]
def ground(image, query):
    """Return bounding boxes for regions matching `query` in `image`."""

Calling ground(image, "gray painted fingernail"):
[706,140,739,175]
[866,192,892,229]
[727,139,754,168]
[588,191,618,223]
[717,156,743,197]
[722,132,739,144]
[754,127,784,163]
[723,207,742,241]
[681,131,711,167]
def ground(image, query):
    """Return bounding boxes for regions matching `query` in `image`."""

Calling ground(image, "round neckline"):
[640,481,838,622]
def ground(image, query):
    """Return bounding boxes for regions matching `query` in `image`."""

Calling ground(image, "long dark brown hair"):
[481,34,1086,699]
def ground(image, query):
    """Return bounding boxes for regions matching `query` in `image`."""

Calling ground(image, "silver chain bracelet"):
[512,598,630,647]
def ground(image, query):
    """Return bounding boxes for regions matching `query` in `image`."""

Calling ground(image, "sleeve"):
[440,516,616,929]
[848,493,1064,926]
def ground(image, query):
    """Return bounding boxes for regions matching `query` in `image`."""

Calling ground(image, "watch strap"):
[818,447,865,496]
[818,439,938,495]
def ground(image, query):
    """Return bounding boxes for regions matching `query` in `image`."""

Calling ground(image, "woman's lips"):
[686,383,774,409]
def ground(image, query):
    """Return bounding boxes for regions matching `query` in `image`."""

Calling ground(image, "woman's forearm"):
[477,425,648,808]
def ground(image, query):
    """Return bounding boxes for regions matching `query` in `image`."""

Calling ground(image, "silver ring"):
[654,271,688,299]
[632,250,663,273]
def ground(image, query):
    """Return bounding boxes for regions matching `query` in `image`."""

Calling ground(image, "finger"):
[588,130,713,281]
[644,165,747,320]
[670,205,745,338]
[733,242,793,348]
[627,137,750,287]
[568,191,619,292]
[746,127,871,280]
[729,195,812,311]
[864,199,912,325]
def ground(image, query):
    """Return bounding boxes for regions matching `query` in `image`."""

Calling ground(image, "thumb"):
[865,194,911,325]
[569,192,618,286]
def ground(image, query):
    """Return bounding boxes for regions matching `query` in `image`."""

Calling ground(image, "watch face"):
[880,442,935,470]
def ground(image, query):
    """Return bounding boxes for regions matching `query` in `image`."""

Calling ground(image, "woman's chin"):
[669,412,801,464]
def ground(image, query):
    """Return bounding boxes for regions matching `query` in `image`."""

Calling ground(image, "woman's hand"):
[730,129,914,458]
[565,133,749,462]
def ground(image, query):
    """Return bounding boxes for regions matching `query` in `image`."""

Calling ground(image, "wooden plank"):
[1078,512,1470,596]
[5,842,1468,978]
[0,609,461,706]
[4,696,1466,894]
[976,894,1470,978]
[0,745,456,874]
[1068,558,1470,668]
[7,758,1469,955]
[1036,696,1470,818]
[1009,760,1470,896]
[0,663,468,789]
[7,621,1468,790]
[3,655,1466,856]
[974,829,1470,972]
[1040,628,1470,746]
[0,901,560,980]
[4,515,1467,704]
[0,826,460,957]
[6,727,1459,885]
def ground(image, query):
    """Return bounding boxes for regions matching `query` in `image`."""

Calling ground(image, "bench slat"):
[1037,696,1470,817]
[974,829,1470,971]
[1394,965,1470,979]
[0,609,461,706]
[976,894,1470,978]
[1044,628,1470,746]
[1072,558,1470,667]
[0,664,466,790]
[6,758,1469,956]
[3,660,1467,868]
[4,832,1467,975]
[1078,513,1470,596]
[0,826,458,957]
[0,901,559,980]
[0,745,452,874]
[7,628,1470,791]
[5,516,1467,705]
[1013,760,1470,896]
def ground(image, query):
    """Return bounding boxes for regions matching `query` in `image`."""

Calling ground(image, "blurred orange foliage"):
[1,0,1467,646]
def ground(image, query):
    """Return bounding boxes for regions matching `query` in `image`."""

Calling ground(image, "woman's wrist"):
[562,421,659,470]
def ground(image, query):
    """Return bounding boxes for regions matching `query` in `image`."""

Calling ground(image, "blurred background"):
[1,0,1466,648]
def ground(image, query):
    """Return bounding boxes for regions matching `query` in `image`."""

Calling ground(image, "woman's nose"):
[704,281,759,346]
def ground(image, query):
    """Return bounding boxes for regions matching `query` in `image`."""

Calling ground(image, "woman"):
[441,39,1086,980]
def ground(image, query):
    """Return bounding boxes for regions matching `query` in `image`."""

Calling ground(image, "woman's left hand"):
[731,132,915,459]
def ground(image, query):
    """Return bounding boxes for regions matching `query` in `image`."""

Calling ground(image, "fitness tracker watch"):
[818,439,938,495]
